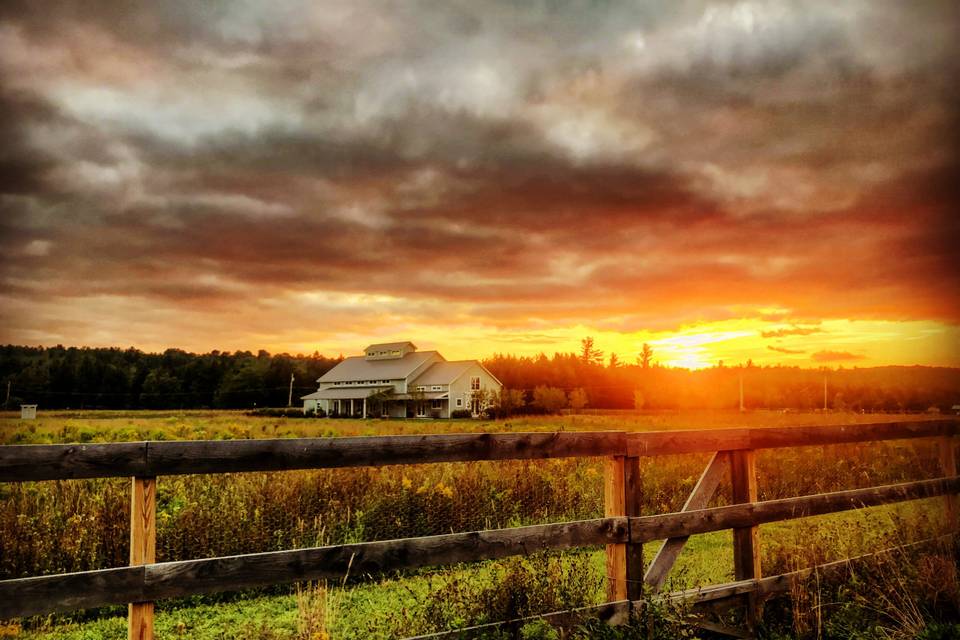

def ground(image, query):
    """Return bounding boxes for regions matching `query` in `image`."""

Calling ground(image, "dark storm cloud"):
[0,0,958,349]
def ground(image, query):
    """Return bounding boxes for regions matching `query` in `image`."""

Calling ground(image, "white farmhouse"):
[301,341,502,418]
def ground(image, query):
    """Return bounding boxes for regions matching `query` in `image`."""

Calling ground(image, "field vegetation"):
[0,410,957,639]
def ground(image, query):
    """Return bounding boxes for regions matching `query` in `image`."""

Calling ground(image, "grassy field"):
[0,410,955,639]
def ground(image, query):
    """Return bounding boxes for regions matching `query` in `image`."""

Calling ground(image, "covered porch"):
[301,386,393,417]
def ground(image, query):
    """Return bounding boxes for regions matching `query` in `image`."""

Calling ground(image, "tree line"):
[1,342,958,413]
[0,345,341,410]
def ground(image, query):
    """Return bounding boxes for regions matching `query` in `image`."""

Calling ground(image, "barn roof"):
[317,350,441,383]
[409,360,476,386]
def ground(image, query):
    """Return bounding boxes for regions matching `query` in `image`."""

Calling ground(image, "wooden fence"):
[0,419,957,639]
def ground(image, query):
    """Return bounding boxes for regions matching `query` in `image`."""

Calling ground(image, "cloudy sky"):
[1,0,958,366]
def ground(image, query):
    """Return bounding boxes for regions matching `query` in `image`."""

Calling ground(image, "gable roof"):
[318,350,441,383]
[408,360,476,386]
[364,341,416,353]
[302,386,392,400]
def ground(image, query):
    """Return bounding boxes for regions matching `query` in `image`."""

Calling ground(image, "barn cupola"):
[363,341,417,360]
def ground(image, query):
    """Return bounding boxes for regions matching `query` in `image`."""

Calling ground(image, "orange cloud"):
[812,350,867,362]
[761,327,823,338]
[768,345,805,354]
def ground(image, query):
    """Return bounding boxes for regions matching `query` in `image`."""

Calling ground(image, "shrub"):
[532,386,567,414]
[451,409,473,419]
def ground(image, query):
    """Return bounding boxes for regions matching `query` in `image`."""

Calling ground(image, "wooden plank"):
[128,477,156,640]
[0,433,624,483]
[0,566,145,618]
[145,431,627,476]
[939,436,958,531]
[0,441,147,482]
[645,451,729,592]
[628,420,959,457]
[730,449,760,627]
[143,517,628,601]
[0,518,628,618]
[730,450,760,581]
[623,456,644,601]
[630,429,752,457]
[630,476,960,544]
[604,456,627,602]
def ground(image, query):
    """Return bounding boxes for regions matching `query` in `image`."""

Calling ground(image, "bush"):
[532,386,567,414]
[451,409,473,419]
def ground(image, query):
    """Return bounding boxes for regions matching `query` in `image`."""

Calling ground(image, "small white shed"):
[20,404,37,420]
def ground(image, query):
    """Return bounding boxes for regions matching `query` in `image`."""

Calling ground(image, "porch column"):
[350,399,354,416]
[363,398,367,418]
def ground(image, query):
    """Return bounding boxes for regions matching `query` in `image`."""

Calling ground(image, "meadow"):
[0,410,956,639]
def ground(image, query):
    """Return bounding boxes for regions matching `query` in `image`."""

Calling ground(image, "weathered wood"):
[730,450,760,581]
[604,456,627,602]
[146,432,625,476]
[630,476,960,543]
[0,441,148,482]
[0,433,624,483]
[645,451,729,592]
[939,436,958,531]
[129,477,156,640]
[0,566,145,618]
[404,600,630,639]
[730,449,760,627]
[623,455,644,601]
[0,518,628,618]
[143,517,628,601]
[628,420,959,457]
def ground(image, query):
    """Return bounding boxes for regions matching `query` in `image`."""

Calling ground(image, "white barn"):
[301,341,502,418]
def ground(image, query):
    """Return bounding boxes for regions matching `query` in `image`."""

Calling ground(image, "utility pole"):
[287,373,295,408]
[739,371,745,412]
[823,374,828,411]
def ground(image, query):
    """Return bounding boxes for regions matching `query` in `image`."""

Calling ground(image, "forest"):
[1,343,958,413]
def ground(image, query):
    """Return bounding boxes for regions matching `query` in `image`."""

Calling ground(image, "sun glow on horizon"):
[264,316,959,370]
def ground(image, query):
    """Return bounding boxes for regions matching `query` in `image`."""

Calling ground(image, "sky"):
[0,1,958,368]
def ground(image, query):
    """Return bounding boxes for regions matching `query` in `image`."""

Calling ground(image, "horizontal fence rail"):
[0,418,957,638]
[1,420,955,482]
[0,517,628,618]
[1,476,956,619]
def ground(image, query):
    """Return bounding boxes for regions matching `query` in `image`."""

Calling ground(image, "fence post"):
[624,456,643,602]
[129,477,156,640]
[605,455,642,604]
[730,449,761,626]
[939,436,958,531]
[604,456,626,602]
